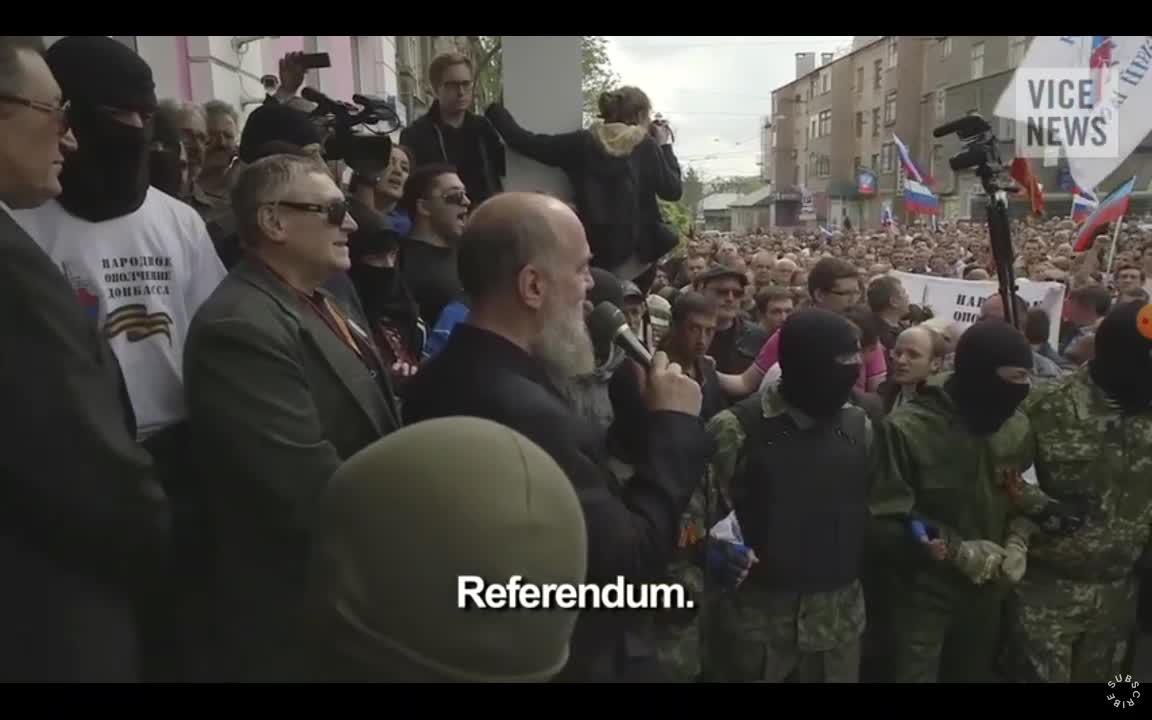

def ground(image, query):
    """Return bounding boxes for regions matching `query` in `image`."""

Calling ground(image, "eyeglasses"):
[275,199,349,226]
[440,191,469,207]
[0,94,70,135]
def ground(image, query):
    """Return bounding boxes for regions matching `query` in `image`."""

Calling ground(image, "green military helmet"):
[647,293,672,347]
[309,417,588,682]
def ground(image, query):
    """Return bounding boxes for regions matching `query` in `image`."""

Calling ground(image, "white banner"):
[891,271,1066,341]
[993,36,1152,192]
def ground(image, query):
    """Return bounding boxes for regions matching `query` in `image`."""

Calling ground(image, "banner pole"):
[1104,213,1124,276]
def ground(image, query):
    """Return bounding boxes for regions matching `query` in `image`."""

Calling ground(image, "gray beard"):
[533,303,596,381]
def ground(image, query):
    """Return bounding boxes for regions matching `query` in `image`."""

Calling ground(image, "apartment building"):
[925,35,1152,220]
[767,35,1152,228]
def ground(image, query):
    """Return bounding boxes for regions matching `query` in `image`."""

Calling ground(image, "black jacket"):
[485,105,682,271]
[399,102,505,207]
[402,323,711,682]
[0,208,169,681]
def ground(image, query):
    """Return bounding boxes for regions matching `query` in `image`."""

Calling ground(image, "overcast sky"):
[605,36,853,180]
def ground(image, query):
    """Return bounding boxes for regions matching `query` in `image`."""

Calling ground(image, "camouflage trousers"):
[701,582,865,683]
[650,620,701,682]
[1003,573,1138,683]
[883,570,1006,683]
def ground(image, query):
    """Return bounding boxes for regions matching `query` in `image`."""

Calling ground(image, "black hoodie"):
[399,101,506,207]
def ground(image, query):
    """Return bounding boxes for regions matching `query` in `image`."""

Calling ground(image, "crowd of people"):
[1,34,1150,685]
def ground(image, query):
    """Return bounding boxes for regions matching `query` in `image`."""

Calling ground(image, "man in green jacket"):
[1004,301,1152,683]
[868,321,1055,683]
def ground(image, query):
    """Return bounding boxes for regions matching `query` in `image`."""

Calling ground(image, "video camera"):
[301,87,402,181]
[934,112,1020,327]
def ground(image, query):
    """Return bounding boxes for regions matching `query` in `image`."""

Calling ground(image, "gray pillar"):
[500,36,583,200]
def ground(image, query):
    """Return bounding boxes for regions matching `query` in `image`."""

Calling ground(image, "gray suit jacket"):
[0,207,169,682]
[183,256,400,680]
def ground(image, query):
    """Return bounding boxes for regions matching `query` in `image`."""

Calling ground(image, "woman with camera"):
[484,87,683,292]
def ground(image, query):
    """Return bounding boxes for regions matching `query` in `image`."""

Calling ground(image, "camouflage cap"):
[310,417,588,682]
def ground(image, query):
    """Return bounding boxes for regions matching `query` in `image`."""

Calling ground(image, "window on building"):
[874,59,883,88]
[971,41,985,79]
[811,116,818,139]
[881,143,895,173]
[871,152,879,170]
[821,70,831,94]
[931,144,943,177]
[855,111,864,138]
[872,107,881,136]
[941,36,952,58]
[935,88,946,121]
[854,156,862,171]
[771,127,778,147]
[794,164,800,185]
[884,90,897,124]
[821,156,832,177]
[810,77,818,98]
[1009,36,1027,67]
[819,110,831,137]
[888,37,899,68]
[856,66,864,94]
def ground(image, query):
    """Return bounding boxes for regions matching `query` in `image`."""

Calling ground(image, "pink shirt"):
[754,330,887,392]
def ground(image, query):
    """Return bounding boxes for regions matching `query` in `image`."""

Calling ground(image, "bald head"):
[458,192,586,303]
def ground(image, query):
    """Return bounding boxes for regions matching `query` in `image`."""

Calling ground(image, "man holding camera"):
[400,52,505,207]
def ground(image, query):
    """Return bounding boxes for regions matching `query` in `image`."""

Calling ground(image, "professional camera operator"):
[485,88,682,292]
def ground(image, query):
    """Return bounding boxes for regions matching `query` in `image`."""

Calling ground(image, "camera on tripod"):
[933,111,1021,328]
[301,87,402,180]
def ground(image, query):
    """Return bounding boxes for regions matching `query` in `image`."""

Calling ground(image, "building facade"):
[766,35,1152,229]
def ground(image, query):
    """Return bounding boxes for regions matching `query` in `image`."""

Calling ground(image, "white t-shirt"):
[14,188,226,439]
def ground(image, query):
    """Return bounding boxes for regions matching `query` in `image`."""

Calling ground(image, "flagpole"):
[1104,213,1124,275]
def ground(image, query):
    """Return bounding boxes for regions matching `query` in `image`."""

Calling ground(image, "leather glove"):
[999,517,1037,583]
[950,540,1008,585]
[705,540,757,589]
[1029,493,1093,536]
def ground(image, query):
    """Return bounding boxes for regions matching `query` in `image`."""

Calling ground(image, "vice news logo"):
[1015,37,1121,160]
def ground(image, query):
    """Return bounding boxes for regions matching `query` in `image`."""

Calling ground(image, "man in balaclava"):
[693,309,872,682]
[307,416,587,682]
[11,35,227,682]
[1002,301,1152,683]
[867,320,1079,683]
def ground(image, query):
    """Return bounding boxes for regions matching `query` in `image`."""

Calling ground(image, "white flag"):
[993,36,1152,192]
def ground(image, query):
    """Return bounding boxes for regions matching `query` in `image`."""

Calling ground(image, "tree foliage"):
[659,198,693,239]
[682,166,704,217]
[582,36,620,126]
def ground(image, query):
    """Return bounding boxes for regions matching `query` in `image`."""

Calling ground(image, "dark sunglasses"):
[0,94,70,135]
[440,191,469,207]
[277,199,348,226]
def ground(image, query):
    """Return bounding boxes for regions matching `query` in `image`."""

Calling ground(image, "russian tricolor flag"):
[1073,176,1135,252]
[1071,186,1098,224]
[904,178,940,215]
[893,134,934,186]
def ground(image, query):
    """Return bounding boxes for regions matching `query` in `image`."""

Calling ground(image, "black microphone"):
[587,301,652,368]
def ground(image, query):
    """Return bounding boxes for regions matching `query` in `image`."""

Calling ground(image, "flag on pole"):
[892,134,933,185]
[893,134,939,215]
[1010,157,1045,216]
[993,36,1152,192]
[1072,176,1135,251]
[1070,185,1098,223]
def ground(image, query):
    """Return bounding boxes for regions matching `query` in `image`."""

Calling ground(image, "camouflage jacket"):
[679,387,870,650]
[869,373,1049,567]
[1021,368,1152,581]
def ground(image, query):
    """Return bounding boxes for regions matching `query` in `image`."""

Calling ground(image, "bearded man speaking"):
[403,192,712,683]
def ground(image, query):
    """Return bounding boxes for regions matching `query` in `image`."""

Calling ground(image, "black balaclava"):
[46,36,158,222]
[946,321,1034,435]
[149,106,183,198]
[1090,301,1152,413]
[778,308,862,419]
